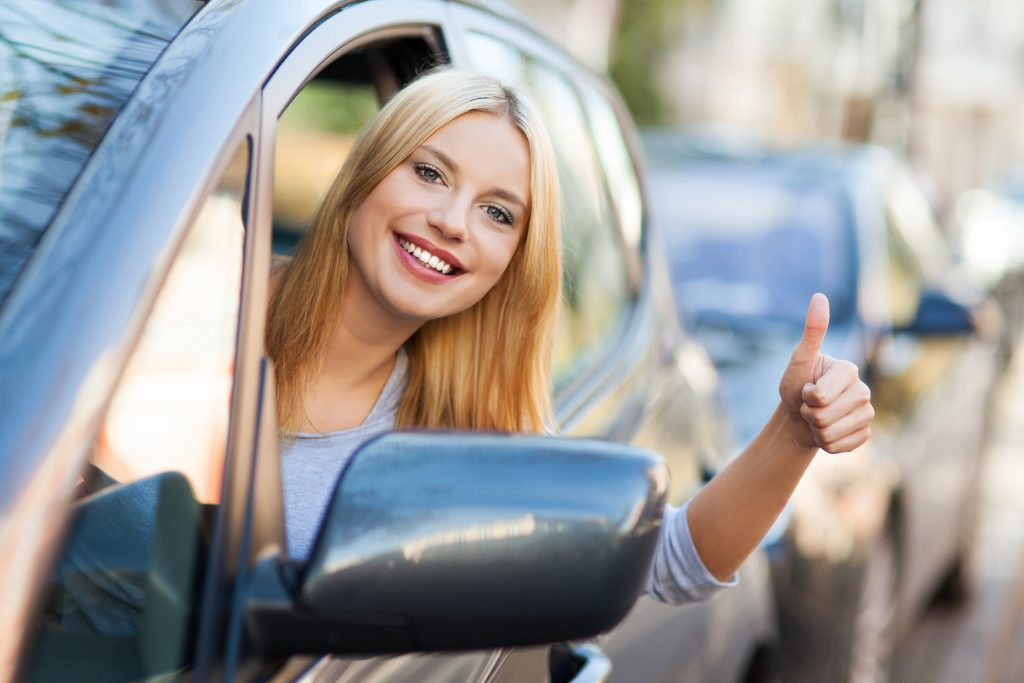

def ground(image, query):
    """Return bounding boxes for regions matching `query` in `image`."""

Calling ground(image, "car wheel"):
[847,528,898,683]
[742,643,782,683]
[932,487,979,606]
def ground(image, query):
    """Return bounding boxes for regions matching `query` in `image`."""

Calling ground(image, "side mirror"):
[245,432,667,656]
[896,288,975,335]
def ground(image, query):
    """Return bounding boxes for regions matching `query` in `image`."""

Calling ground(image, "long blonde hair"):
[266,68,561,433]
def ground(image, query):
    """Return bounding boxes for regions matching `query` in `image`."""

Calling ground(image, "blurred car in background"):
[1,1,778,682]
[643,132,1003,683]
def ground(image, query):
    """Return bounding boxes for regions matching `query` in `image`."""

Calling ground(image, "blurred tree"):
[609,0,708,125]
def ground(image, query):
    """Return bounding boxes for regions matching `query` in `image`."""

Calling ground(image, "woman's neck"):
[325,269,423,382]
[297,272,421,433]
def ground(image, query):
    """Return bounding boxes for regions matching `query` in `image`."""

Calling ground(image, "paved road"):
[892,343,1024,682]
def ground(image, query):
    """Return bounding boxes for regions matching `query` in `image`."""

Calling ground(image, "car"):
[642,132,1003,682]
[0,2,778,681]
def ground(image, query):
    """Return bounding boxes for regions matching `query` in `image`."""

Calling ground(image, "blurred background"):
[509,1,1024,681]
[514,0,1024,219]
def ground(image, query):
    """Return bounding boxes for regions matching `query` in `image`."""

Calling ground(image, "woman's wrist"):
[767,403,820,462]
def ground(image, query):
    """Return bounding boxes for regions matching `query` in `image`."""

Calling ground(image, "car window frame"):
[448,3,650,425]
[233,3,473,677]
[247,0,455,559]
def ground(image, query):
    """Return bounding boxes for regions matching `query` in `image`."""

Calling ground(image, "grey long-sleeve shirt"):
[280,349,736,604]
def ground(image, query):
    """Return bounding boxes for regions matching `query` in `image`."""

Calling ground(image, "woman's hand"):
[778,293,873,453]
[687,293,874,581]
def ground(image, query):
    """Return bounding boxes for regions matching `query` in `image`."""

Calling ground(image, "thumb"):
[790,292,830,371]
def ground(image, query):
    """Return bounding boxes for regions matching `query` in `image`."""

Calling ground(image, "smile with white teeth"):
[397,237,455,275]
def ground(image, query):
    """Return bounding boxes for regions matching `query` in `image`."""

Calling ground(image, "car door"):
[864,159,996,615]
[16,117,256,683]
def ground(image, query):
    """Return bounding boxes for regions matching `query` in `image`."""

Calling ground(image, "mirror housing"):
[897,288,976,335]
[245,432,668,656]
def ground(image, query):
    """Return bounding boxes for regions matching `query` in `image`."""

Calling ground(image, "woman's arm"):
[687,293,874,581]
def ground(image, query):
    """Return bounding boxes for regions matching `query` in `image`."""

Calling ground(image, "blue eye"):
[414,163,443,184]
[486,204,514,226]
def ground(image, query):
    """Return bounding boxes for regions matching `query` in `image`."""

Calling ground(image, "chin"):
[384,291,467,323]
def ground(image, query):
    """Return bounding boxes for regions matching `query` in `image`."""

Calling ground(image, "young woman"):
[267,68,874,602]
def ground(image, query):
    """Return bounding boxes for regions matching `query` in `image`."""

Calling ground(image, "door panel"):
[868,188,993,612]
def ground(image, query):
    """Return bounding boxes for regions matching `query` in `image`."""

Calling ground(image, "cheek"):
[346,200,386,259]
[475,244,518,295]
[487,228,524,274]
[345,215,367,264]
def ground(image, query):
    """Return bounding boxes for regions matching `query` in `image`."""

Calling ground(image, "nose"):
[427,193,470,242]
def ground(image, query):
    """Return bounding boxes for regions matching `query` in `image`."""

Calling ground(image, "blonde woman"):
[266,69,873,602]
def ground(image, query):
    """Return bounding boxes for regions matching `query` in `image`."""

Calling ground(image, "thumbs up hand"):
[779,293,874,453]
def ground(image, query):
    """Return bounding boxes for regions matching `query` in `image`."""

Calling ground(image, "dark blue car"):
[644,132,1003,683]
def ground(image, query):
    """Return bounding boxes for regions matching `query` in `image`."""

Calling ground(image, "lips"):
[393,232,465,274]
[392,232,465,284]
[397,237,457,274]
[393,231,466,270]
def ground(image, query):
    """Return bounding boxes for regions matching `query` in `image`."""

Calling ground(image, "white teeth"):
[398,237,454,274]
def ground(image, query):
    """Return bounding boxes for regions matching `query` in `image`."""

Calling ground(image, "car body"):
[643,132,1002,682]
[0,2,777,681]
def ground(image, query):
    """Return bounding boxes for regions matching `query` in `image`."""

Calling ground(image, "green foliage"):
[609,0,701,125]
[283,81,379,134]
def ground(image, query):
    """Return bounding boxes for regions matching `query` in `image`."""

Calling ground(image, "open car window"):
[273,36,443,255]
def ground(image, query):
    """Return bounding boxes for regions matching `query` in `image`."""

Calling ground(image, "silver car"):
[1,1,776,681]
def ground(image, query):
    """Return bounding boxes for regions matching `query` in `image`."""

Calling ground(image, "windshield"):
[649,162,856,333]
[0,0,202,306]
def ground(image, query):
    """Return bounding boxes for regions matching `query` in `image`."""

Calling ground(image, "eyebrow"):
[421,144,527,210]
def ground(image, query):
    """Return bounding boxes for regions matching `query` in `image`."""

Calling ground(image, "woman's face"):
[346,111,531,324]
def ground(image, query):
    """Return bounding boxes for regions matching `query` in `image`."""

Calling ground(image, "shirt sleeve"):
[644,499,739,604]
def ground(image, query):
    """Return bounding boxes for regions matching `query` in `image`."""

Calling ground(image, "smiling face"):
[345,111,531,326]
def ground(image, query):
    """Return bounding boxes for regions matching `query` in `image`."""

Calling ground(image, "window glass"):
[23,139,248,682]
[883,209,923,328]
[578,81,643,251]
[465,33,632,390]
[886,167,950,280]
[0,0,203,309]
[652,166,856,330]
